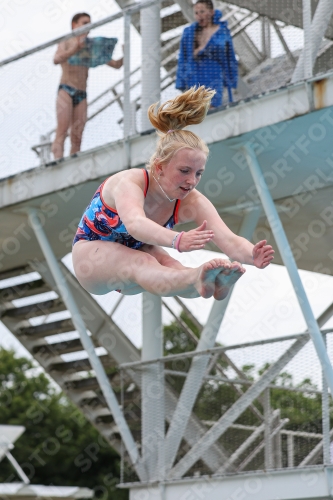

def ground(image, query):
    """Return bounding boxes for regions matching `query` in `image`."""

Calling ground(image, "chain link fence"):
[1,1,333,179]
[120,328,333,483]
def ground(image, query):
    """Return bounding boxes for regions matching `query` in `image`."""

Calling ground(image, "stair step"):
[0,279,50,302]
[3,298,65,319]
[0,265,32,281]
[96,414,114,424]
[164,59,177,72]
[162,0,174,7]
[78,383,140,410]
[162,11,187,33]
[17,318,74,339]
[96,412,142,428]
[109,426,141,443]
[50,354,114,373]
[81,395,108,408]
[64,372,119,391]
[33,338,83,356]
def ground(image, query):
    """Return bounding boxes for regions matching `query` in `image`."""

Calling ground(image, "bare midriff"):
[60,59,89,91]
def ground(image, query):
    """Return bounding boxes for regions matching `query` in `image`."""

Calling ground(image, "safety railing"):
[119,328,333,483]
[1,0,333,177]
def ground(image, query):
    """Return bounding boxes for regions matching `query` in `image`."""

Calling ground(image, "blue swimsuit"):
[73,169,181,248]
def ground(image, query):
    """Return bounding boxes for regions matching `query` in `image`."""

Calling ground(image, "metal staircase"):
[33,0,306,163]
[29,0,333,171]
[0,260,231,473]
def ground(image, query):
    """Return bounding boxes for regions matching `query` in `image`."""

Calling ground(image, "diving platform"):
[2,1,333,498]
[1,72,333,274]
[127,466,333,500]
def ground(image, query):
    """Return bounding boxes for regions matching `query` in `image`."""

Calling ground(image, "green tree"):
[0,348,128,500]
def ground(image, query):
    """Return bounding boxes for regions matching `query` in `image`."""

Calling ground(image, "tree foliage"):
[164,316,330,468]
[0,348,127,500]
[1,311,330,491]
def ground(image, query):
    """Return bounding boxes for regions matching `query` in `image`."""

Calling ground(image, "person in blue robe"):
[176,0,238,108]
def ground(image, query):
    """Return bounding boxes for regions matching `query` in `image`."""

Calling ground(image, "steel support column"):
[322,333,331,464]
[292,0,333,82]
[242,143,333,397]
[5,451,30,484]
[25,208,144,480]
[140,1,161,132]
[263,388,273,469]
[215,422,265,474]
[123,13,132,139]
[164,208,261,472]
[141,293,164,481]
[261,17,271,59]
[302,0,312,80]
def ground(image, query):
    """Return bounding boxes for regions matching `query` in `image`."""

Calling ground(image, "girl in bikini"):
[72,86,274,299]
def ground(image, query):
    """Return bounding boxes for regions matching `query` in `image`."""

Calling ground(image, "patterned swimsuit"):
[73,169,181,248]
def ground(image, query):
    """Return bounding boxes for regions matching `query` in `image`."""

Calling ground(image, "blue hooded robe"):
[176,10,238,107]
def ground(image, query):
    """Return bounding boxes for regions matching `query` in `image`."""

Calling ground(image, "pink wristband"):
[175,231,184,252]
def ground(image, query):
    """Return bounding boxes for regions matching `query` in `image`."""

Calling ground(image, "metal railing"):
[120,328,333,483]
[1,0,333,175]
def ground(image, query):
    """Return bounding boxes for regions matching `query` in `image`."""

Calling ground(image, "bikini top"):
[73,169,181,249]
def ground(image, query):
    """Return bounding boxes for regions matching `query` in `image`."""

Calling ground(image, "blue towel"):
[176,10,238,107]
[68,36,118,68]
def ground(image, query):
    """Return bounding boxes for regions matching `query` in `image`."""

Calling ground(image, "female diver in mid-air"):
[72,86,274,299]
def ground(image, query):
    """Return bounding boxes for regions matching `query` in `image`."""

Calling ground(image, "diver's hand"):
[252,240,274,269]
[178,220,214,252]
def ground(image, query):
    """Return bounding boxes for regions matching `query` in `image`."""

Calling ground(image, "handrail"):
[120,329,333,369]
[36,66,176,144]
[0,0,160,67]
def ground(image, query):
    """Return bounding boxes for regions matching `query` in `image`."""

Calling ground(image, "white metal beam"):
[215,422,265,474]
[270,19,296,63]
[141,293,165,481]
[167,335,308,479]
[237,417,288,472]
[299,428,333,466]
[128,465,333,500]
[164,208,261,472]
[123,13,132,139]
[140,2,161,131]
[263,388,273,469]
[5,451,30,484]
[25,208,145,481]
[292,0,333,82]
[33,260,230,474]
[243,143,333,398]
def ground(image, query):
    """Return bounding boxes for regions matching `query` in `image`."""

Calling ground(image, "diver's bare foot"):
[214,261,245,300]
[195,259,231,299]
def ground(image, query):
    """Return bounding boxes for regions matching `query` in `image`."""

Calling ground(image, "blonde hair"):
[147,86,215,169]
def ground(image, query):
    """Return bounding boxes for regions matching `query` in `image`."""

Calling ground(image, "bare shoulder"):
[103,168,146,203]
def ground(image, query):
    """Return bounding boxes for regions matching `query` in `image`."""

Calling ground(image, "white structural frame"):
[120,297,333,480]
[164,208,261,473]
[0,426,30,484]
[167,335,308,478]
[123,12,132,139]
[141,293,165,480]
[292,0,333,82]
[242,143,333,397]
[140,0,161,131]
[25,208,145,481]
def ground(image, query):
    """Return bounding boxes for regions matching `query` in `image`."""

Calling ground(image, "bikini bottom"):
[59,84,87,107]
